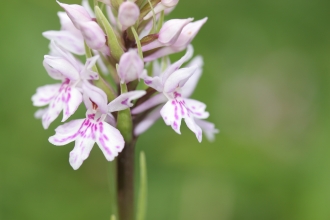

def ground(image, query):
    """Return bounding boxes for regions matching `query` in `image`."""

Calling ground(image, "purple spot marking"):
[99,138,112,155]
[121,98,129,106]
[173,92,181,98]
[103,134,109,141]
[173,121,178,130]
[99,122,104,133]
[174,104,179,120]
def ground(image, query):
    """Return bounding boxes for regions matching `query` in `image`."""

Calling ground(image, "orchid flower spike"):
[34,0,214,169]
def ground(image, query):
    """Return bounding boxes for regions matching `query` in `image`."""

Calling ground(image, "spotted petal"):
[160,99,185,134]
[62,86,83,122]
[48,119,84,145]
[96,122,124,161]
[32,84,61,106]
[41,81,82,129]
[185,99,209,119]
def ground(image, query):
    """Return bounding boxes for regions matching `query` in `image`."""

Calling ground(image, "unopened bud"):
[79,21,109,55]
[57,1,92,30]
[172,17,208,49]
[118,50,144,83]
[118,2,140,31]
[142,18,193,51]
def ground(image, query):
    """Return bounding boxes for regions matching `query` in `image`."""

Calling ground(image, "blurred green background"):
[1,0,330,219]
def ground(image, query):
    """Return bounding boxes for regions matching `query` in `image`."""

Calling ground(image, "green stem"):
[117,138,137,220]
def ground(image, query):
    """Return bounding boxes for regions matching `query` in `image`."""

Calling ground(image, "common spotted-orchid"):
[33,0,213,218]
[33,0,214,167]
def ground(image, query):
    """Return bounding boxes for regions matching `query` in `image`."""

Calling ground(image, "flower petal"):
[57,1,92,29]
[69,135,95,170]
[163,66,198,93]
[62,86,83,122]
[108,90,146,112]
[161,44,194,82]
[173,18,208,49]
[184,116,202,142]
[143,46,178,62]
[82,81,108,113]
[43,55,80,81]
[43,31,85,55]
[194,119,219,142]
[134,106,162,136]
[32,84,61,106]
[181,55,203,97]
[158,18,193,45]
[34,108,48,119]
[48,119,84,145]
[79,21,108,53]
[142,73,163,92]
[96,122,124,161]
[160,100,184,134]
[131,93,167,114]
[48,40,84,71]
[80,55,100,80]
[185,98,209,119]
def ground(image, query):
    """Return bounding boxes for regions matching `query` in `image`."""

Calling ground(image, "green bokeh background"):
[1,0,330,219]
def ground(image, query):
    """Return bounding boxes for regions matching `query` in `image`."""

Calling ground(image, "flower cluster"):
[32,0,217,169]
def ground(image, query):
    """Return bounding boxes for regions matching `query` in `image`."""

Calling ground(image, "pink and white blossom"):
[134,52,217,141]
[49,88,146,170]
[137,46,209,142]
[32,43,100,129]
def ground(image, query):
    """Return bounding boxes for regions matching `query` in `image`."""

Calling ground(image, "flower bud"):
[172,17,208,49]
[79,21,110,55]
[142,18,192,51]
[57,1,92,30]
[158,18,193,44]
[118,50,144,83]
[118,2,140,31]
